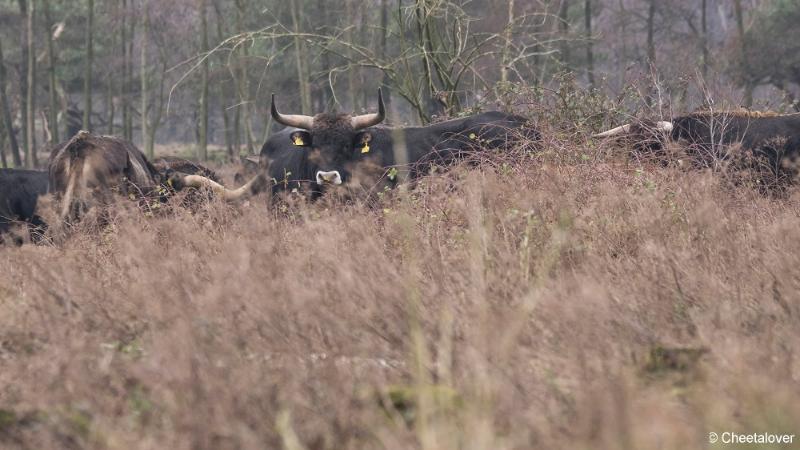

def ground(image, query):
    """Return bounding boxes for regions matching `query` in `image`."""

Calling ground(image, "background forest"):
[0,0,798,168]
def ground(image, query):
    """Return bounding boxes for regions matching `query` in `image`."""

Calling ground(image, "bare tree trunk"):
[127,10,135,140]
[646,1,656,67]
[415,0,436,122]
[733,0,753,106]
[315,0,333,109]
[0,44,9,166]
[198,0,209,161]
[17,0,29,157]
[106,72,114,134]
[530,2,546,86]
[120,0,130,140]
[500,0,515,83]
[145,55,167,160]
[25,0,36,168]
[102,3,115,134]
[379,0,392,107]
[141,0,150,157]
[121,2,135,141]
[345,0,359,111]
[212,1,233,160]
[617,0,627,85]
[645,0,656,107]
[290,0,312,114]
[0,39,22,166]
[43,0,58,143]
[0,121,7,168]
[701,0,708,79]
[83,0,94,131]
[234,103,242,154]
[558,0,570,69]
[234,0,254,154]
[585,0,594,87]
[359,7,369,110]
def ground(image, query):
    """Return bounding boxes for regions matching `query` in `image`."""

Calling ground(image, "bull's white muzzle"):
[316,170,342,185]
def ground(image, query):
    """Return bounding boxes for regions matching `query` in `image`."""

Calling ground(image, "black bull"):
[252,91,537,196]
[0,169,48,243]
[595,112,800,182]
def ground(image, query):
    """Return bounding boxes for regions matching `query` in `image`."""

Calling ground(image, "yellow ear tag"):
[361,142,370,153]
[292,135,304,146]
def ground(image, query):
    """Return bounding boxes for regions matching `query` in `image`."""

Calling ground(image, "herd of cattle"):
[2,88,800,244]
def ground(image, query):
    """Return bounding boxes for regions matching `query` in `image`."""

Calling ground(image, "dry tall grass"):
[1,114,800,450]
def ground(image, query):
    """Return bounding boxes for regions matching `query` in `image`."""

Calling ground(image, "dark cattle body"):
[0,169,48,243]
[49,131,162,221]
[596,111,800,184]
[48,131,252,223]
[259,90,536,197]
[597,112,800,148]
[152,156,225,206]
[152,156,220,182]
[665,112,800,154]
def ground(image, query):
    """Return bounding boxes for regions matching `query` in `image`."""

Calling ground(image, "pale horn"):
[175,173,268,202]
[271,94,315,130]
[351,89,386,130]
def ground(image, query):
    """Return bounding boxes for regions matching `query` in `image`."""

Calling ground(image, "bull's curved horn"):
[655,121,674,132]
[593,124,632,138]
[593,121,674,138]
[271,94,315,130]
[351,89,386,130]
[176,173,268,202]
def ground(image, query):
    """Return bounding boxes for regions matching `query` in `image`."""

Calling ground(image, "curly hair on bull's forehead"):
[310,114,359,150]
[311,113,355,131]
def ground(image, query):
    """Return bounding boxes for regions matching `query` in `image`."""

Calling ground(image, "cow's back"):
[48,132,160,221]
[50,134,156,190]
[673,113,800,149]
[152,156,219,182]
[389,111,533,171]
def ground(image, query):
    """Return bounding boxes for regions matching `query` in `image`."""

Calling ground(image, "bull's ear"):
[355,131,373,154]
[290,131,312,147]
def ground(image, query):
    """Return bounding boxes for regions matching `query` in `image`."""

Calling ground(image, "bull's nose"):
[316,170,342,185]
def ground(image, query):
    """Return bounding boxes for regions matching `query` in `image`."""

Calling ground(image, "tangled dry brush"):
[1,105,800,450]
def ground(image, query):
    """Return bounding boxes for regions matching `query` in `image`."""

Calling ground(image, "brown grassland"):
[1,96,800,449]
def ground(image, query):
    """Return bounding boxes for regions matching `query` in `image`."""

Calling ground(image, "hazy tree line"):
[0,0,797,167]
